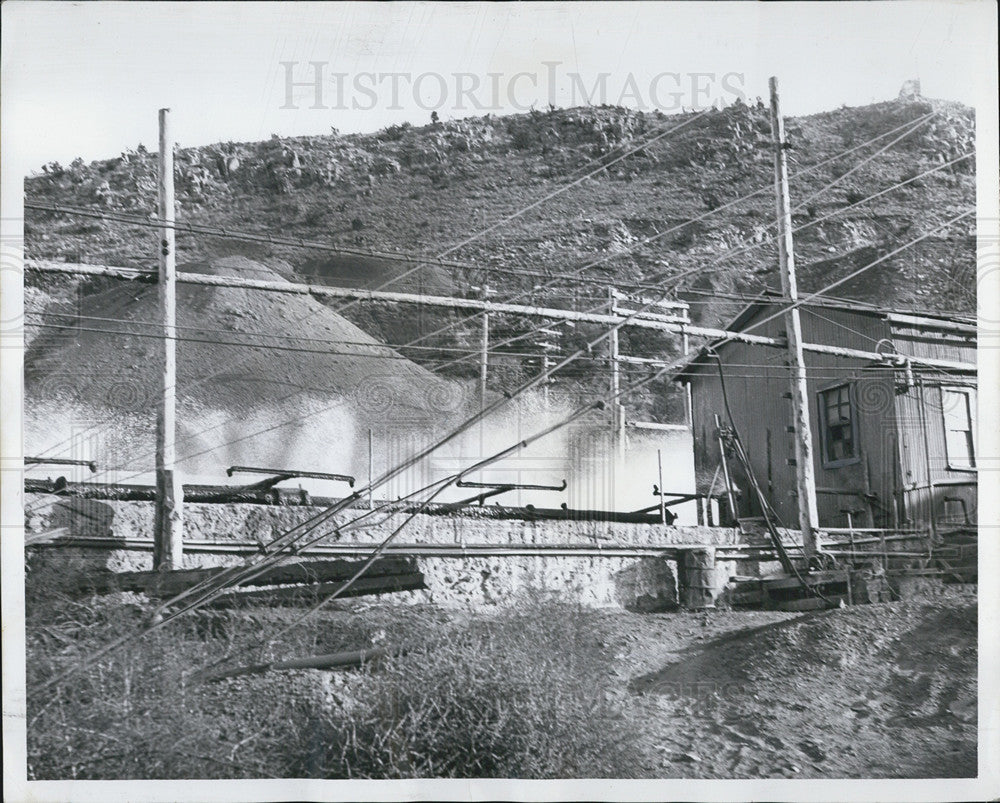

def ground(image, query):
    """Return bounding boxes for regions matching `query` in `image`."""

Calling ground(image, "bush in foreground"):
[293,604,642,778]
[27,599,641,779]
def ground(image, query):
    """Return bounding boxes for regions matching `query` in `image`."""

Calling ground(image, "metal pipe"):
[25,457,97,473]
[26,263,975,371]
[367,428,374,510]
[226,466,355,486]
[715,414,739,525]
[32,535,764,559]
[455,478,566,491]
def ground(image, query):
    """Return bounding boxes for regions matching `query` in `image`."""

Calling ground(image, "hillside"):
[24,97,976,420]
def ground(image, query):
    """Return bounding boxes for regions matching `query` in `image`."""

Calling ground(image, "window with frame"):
[942,388,976,469]
[819,384,856,465]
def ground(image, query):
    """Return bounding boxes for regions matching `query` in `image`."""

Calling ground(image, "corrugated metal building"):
[675,297,977,532]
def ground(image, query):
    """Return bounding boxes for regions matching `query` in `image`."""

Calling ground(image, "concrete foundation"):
[25,494,742,609]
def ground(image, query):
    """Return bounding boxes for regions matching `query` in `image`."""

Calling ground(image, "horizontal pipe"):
[22,483,677,523]
[25,457,98,472]
[817,527,924,534]
[786,341,970,372]
[85,557,418,596]
[616,354,676,367]
[885,312,977,335]
[824,550,933,558]
[610,288,689,310]
[27,261,976,371]
[226,465,355,485]
[27,262,756,339]
[626,420,691,431]
[32,535,766,558]
[455,478,567,491]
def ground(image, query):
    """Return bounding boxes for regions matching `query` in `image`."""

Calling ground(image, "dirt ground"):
[247,592,978,779]
[25,588,977,780]
[603,594,977,779]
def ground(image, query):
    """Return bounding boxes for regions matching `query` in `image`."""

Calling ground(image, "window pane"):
[820,385,855,463]
[841,426,854,458]
[943,390,970,431]
[946,428,973,468]
[943,389,975,468]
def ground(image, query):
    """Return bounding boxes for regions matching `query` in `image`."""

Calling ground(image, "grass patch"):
[295,605,641,778]
[26,596,641,779]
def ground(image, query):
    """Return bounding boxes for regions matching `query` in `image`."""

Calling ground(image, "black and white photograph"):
[2,2,998,801]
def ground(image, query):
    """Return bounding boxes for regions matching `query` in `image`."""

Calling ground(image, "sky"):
[2,0,997,174]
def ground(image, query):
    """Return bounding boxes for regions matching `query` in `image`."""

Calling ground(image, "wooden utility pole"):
[657,448,667,525]
[769,77,820,560]
[367,427,375,510]
[154,108,184,570]
[479,310,489,407]
[608,288,625,458]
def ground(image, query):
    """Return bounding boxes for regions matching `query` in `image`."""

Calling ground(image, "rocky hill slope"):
[24,97,976,421]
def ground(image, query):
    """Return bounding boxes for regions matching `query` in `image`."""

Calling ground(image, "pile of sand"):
[26,256,465,419]
[24,256,473,485]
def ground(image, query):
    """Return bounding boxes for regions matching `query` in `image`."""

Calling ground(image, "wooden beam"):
[205,573,427,607]
[73,557,419,597]
[200,647,393,683]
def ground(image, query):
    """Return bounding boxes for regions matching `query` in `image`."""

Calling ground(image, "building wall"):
[890,321,977,530]
[686,306,905,528]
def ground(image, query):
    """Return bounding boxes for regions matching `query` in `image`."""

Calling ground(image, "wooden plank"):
[74,558,417,597]
[204,572,426,607]
[202,647,392,683]
[762,569,848,591]
[777,594,845,612]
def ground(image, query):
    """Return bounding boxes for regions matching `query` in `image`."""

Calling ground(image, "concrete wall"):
[25,494,741,610]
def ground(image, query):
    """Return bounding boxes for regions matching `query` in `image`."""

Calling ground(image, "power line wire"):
[28,203,976,690]
[21,108,723,468]
[23,115,967,488]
